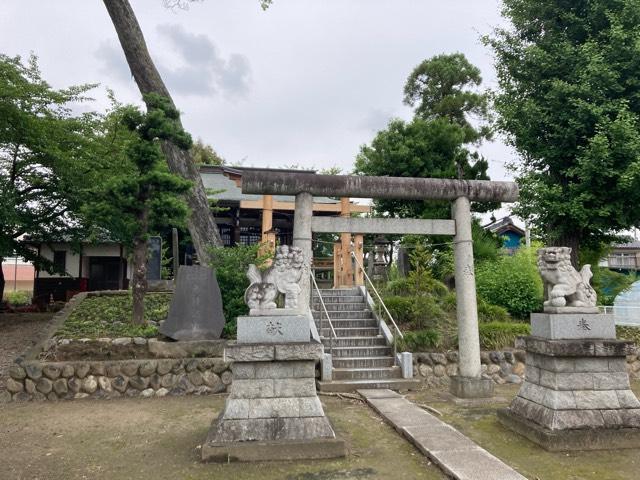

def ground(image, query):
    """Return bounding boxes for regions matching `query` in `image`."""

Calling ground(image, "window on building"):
[53,250,66,272]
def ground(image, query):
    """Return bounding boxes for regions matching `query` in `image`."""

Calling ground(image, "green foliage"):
[3,290,31,306]
[476,247,543,318]
[191,138,225,166]
[56,293,172,339]
[616,325,640,345]
[486,0,640,258]
[381,296,415,325]
[477,298,511,323]
[207,244,272,337]
[355,53,495,219]
[592,267,635,306]
[398,329,441,352]
[478,322,531,350]
[0,54,101,290]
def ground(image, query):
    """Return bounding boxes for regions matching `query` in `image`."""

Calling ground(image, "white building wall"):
[37,243,126,279]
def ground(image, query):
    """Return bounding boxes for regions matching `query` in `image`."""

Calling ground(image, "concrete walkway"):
[358,389,527,480]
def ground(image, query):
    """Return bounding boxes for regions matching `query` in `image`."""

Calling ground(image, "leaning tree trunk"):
[131,207,150,325]
[0,257,5,308]
[103,0,223,260]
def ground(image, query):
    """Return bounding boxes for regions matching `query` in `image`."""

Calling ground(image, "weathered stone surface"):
[13,392,31,402]
[36,377,53,394]
[433,365,446,377]
[231,379,275,399]
[188,370,204,386]
[133,337,147,345]
[185,359,200,372]
[160,373,177,389]
[156,359,173,375]
[449,376,494,399]
[6,378,24,393]
[156,387,169,397]
[149,374,162,390]
[430,353,447,365]
[121,362,139,377]
[82,375,98,394]
[0,390,12,403]
[275,343,323,361]
[97,376,112,392]
[125,389,140,397]
[220,371,233,386]
[225,344,275,362]
[521,337,636,357]
[112,375,128,393]
[140,388,155,398]
[418,364,433,377]
[208,416,336,443]
[8,365,26,380]
[25,378,36,394]
[75,363,90,379]
[24,363,42,380]
[61,364,74,378]
[67,377,81,393]
[53,378,68,395]
[212,359,231,374]
[74,392,89,399]
[46,392,58,401]
[237,315,310,344]
[90,363,105,376]
[171,360,184,374]
[112,337,132,346]
[139,361,157,377]
[105,363,120,377]
[512,362,525,376]
[202,371,225,392]
[531,313,615,340]
[159,265,225,340]
[129,375,149,391]
[446,351,459,363]
[273,378,316,397]
[148,339,226,359]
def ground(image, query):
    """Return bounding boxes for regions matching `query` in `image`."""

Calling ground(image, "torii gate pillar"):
[293,192,313,313]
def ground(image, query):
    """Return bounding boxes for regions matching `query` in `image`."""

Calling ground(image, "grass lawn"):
[55,292,172,339]
[0,395,445,480]
[407,381,640,480]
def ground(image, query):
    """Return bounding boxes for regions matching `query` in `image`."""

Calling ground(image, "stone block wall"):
[413,350,640,386]
[3,357,232,402]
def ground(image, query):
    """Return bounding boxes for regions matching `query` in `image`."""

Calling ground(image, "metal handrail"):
[310,272,337,355]
[351,251,403,340]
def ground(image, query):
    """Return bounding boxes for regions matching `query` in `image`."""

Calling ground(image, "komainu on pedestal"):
[201,246,346,462]
[498,247,640,451]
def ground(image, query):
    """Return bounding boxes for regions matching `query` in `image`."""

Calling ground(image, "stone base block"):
[498,407,640,451]
[531,313,615,340]
[224,342,323,362]
[202,436,347,462]
[237,315,310,343]
[449,376,494,399]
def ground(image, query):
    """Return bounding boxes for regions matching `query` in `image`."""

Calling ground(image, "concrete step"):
[322,336,386,347]
[313,295,364,304]
[316,303,369,312]
[315,288,360,296]
[313,310,373,319]
[329,345,393,357]
[332,356,396,369]
[317,378,421,393]
[320,327,380,337]
[314,319,378,329]
[333,366,402,380]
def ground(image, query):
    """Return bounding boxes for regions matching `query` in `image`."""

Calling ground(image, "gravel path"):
[0,312,55,391]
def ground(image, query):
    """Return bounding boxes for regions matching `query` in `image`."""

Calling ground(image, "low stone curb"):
[359,389,527,480]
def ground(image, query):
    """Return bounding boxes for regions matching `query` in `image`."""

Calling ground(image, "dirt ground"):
[0,312,55,392]
[408,381,640,480]
[0,394,445,480]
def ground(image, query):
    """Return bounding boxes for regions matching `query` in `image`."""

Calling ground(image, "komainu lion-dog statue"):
[244,245,305,310]
[537,246,597,312]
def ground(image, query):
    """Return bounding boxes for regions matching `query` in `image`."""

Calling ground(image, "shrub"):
[381,296,415,326]
[476,247,543,319]
[410,296,448,329]
[592,268,635,306]
[398,329,441,351]
[3,290,31,306]
[616,325,640,345]
[478,322,530,350]
[477,298,511,323]
[208,244,272,337]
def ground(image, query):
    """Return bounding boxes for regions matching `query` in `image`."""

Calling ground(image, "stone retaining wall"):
[413,350,640,386]
[3,357,232,402]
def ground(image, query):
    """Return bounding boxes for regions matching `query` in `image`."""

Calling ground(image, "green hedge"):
[478,322,530,350]
[3,290,31,306]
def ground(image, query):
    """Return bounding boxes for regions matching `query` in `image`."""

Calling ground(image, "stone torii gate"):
[242,171,518,398]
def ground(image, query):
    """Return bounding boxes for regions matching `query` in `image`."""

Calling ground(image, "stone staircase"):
[312,287,420,392]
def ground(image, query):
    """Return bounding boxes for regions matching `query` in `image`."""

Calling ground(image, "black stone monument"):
[160,265,225,340]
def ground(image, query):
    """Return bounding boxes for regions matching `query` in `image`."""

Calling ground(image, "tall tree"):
[486,0,640,266]
[0,54,99,302]
[191,138,225,166]
[102,0,223,258]
[355,53,492,219]
[87,94,192,324]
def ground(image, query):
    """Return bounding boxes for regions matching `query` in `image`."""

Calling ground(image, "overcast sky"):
[2,0,515,209]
